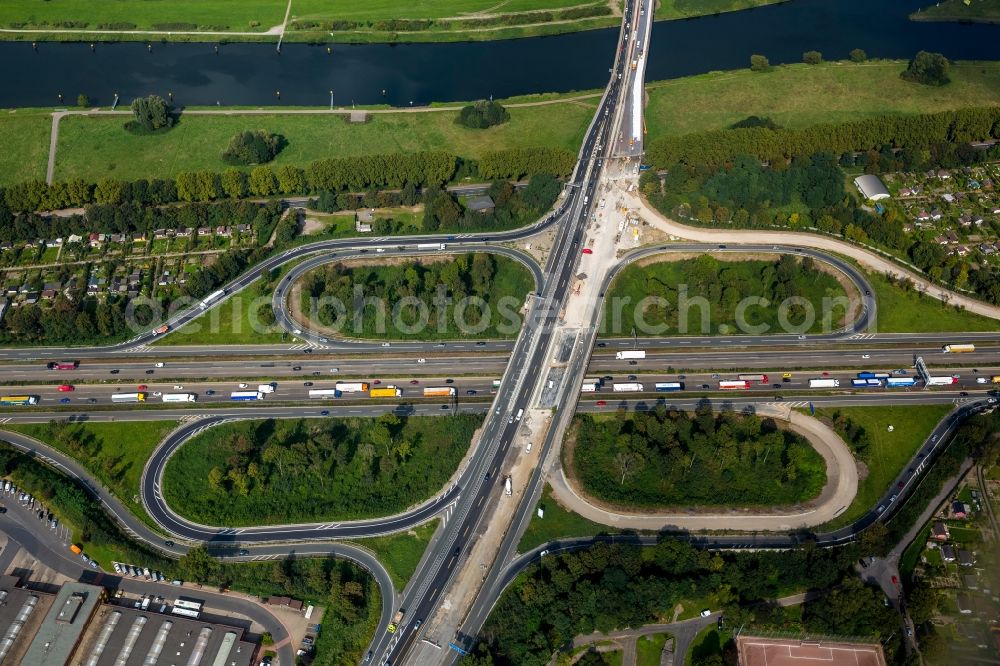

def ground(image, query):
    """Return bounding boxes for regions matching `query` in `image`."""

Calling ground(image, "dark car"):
[440,404,449,410]
[774,396,784,401]
[453,546,461,556]
[602,375,613,381]
[292,366,302,371]
[959,391,969,397]
[484,472,491,481]
[701,384,710,389]
[205,389,215,395]
[87,398,97,404]
[410,380,420,385]
[110,369,120,374]
[165,541,174,547]
[597,342,607,348]
[772,384,782,389]
[145,369,154,374]
[303,382,314,387]
[466,390,477,395]
[628,360,638,365]
[320,410,329,416]
[59,397,71,404]
[445,378,454,384]
[238,549,249,556]
[627,374,637,381]
[312,371,321,376]
[304,348,313,354]
[475,341,486,346]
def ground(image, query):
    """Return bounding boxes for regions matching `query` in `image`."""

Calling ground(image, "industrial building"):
[0,574,257,666]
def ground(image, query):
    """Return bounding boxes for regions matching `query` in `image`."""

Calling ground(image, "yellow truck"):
[370,386,402,398]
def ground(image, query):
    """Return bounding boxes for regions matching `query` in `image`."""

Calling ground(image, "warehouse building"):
[853,174,891,201]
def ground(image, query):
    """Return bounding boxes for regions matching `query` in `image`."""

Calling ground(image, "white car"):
[417,358,426,364]
[861,354,870,359]
[293,329,302,335]
[153,392,163,397]
[238,383,249,389]
[154,362,164,368]
[173,385,184,390]
[700,609,712,617]
[381,342,391,347]
[977,377,988,384]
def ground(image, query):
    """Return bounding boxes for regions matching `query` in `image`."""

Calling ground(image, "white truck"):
[417,243,446,250]
[335,382,369,393]
[504,476,512,497]
[808,378,840,388]
[613,382,644,392]
[258,383,276,394]
[616,350,646,360]
[162,393,197,403]
[199,289,226,309]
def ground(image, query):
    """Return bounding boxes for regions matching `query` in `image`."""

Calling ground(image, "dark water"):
[0,0,998,108]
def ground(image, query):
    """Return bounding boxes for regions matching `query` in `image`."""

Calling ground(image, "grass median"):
[811,404,954,530]
[354,519,437,590]
[3,420,177,532]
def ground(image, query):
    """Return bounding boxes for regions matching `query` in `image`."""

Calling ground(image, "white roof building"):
[853,175,890,201]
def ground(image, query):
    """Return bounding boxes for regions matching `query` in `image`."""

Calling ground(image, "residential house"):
[236,224,251,234]
[956,592,973,614]
[40,289,56,300]
[964,574,979,590]
[266,596,304,611]
[215,225,231,237]
[952,500,968,518]
[23,292,39,304]
[932,521,950,540]
[980,243,996,256]
[67,234,82,244]
[942,193,955,203]
[937,169,951,180]
[930,209,944,221]
[958,214,973,227]
[109,233,127,244]
[133,233,147,243]
[953,245,970,257]
[153,228,169,240]
[959,550,976,567]
[942,544,957,562]
[466,195,496,215]
[0,242,11,251]
[355,208,375,233]
[176,227,193,238]
[915,210,931,222]
[197,226,212,238]
[45,238,63,248]
[946,230,959,243]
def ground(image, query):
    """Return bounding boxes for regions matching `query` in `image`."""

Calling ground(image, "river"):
[0,0,998,108]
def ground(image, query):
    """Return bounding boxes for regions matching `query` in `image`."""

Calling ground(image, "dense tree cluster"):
[572,403,826,507]
[304,252,531,338]
[127,95,173,133]
[222,130,283,165]
[422,173,560,233]
[646,107,1000,167]
[163,415,481,525]
[467,540,862,666]
[826,410,874,459]
[0,147,568,214]
[901,51,951,86]
[456,100,511,129]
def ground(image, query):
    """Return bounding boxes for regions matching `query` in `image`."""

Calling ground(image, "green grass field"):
[644,61,1000,138]
[636,633,671,666]
[4,420,176,530]
[657,0,783,20]
[912,0,1000,22]
[292,0,594,22]
[51,103,593,182]
[518,484,624,552]
[0,0,285,31]
[157,281,291,346]
[866,269,1000,333]
[0,109,52,186]
[814,405,953,530]
[354,520,437,590]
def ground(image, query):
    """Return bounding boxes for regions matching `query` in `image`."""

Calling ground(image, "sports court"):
[736,636,887,666]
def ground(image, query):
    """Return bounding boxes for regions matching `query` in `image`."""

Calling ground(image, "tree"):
[849,48,867,62]
[128,95,172,132]
[803,50,823,65]
[614,450,643,485]
[208,466,224,491]
[176,545,221,583]
[221,168,248,199]
[901,51,950,86]
[77,93,90,108]
[222,130,283,165]
[249,166,278,197]
[455,100,510,129]
[750,54,770,72]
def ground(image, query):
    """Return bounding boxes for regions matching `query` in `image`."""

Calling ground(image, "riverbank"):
[0,0,787,45]
[7,58,1000,187]
[910,0,1000,24]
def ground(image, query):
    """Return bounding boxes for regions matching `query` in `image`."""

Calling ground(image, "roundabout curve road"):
[550,405,859,532]
[269,244,545,347]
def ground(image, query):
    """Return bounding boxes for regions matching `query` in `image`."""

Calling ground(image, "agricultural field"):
[644,61,1000,138]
